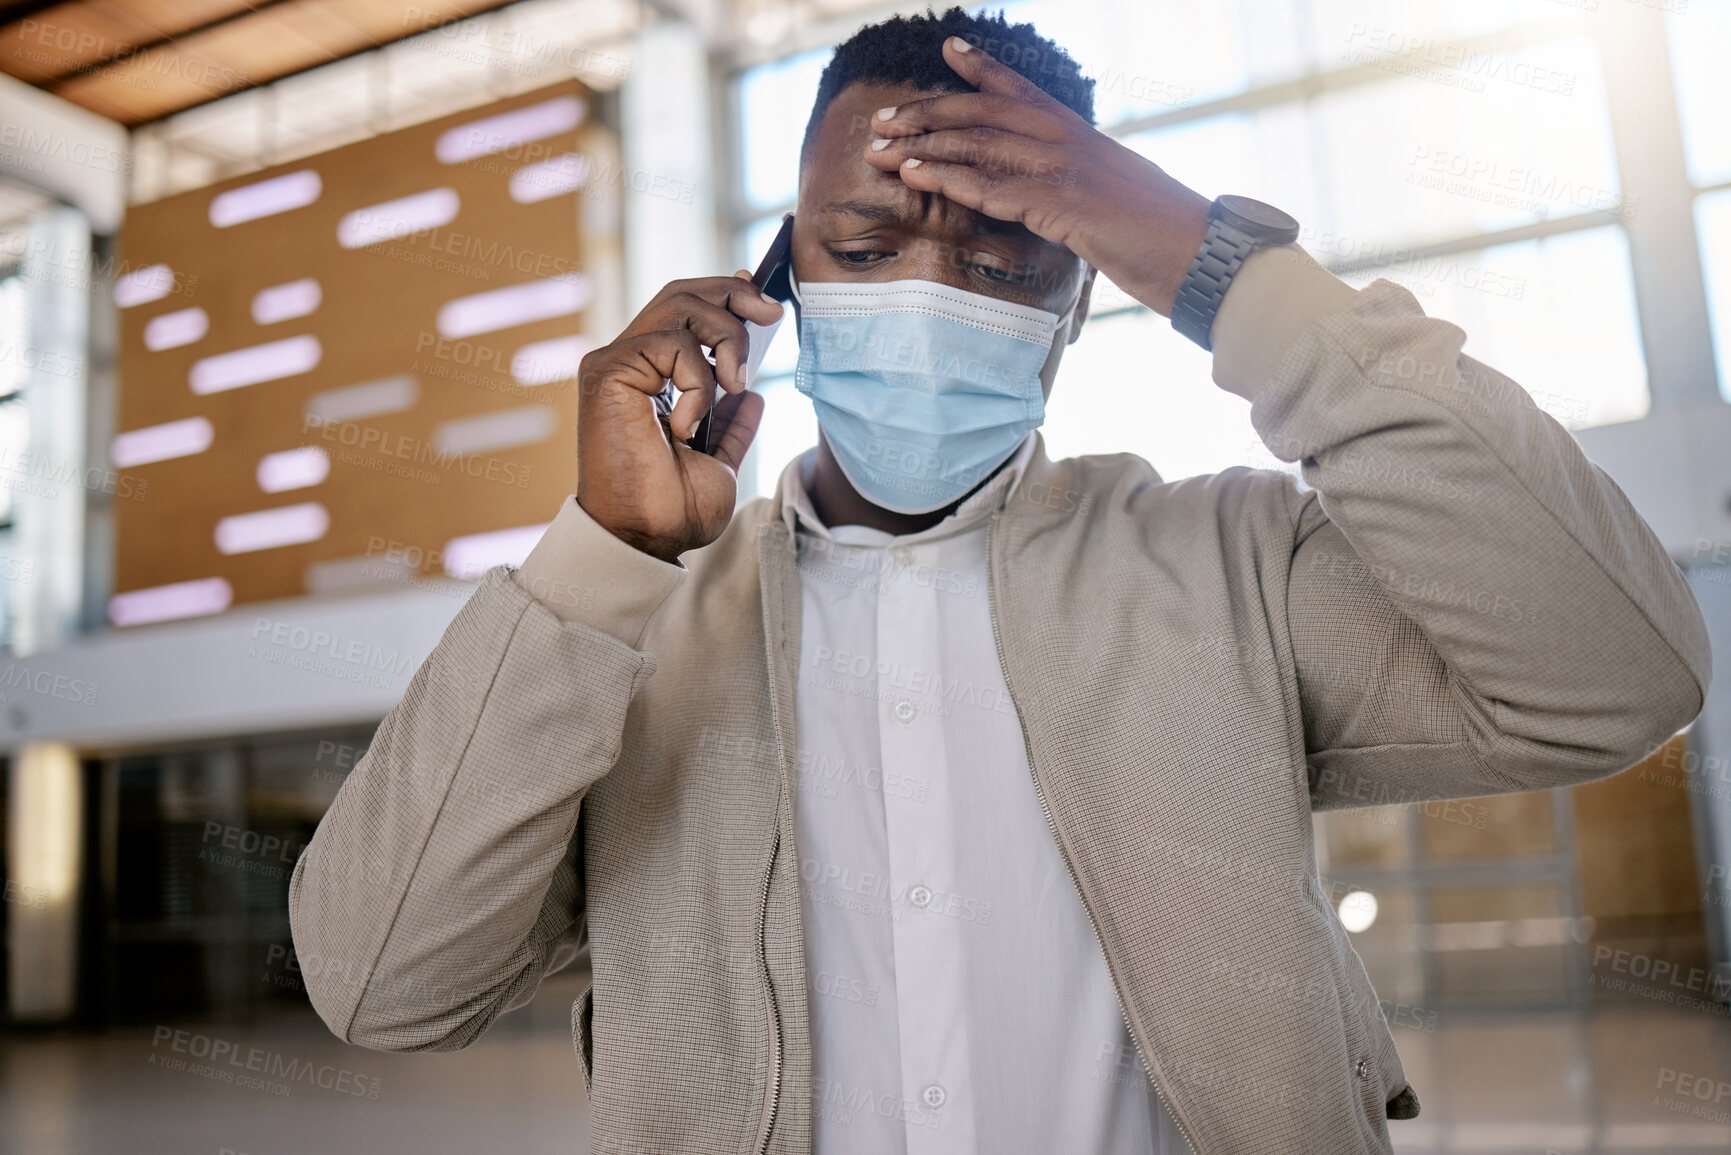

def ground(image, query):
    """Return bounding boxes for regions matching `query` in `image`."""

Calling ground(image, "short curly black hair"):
[800,6,1095,164]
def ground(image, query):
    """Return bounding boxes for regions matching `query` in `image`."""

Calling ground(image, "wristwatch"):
[1170,195,1301,352]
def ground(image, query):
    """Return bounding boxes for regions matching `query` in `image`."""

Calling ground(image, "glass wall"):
[724,0,1704,498]
[1670,0,1731,402]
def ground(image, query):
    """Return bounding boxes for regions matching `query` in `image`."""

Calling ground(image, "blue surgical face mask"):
[791,274,1077,515]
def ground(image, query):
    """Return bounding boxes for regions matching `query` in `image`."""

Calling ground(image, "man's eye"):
[831,250,890,265]
[975,262,1034,284]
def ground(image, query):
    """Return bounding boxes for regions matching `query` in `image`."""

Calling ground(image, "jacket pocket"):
[572,980,594,1094]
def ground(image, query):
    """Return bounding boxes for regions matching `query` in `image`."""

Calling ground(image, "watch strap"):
[1170,215,1261,353]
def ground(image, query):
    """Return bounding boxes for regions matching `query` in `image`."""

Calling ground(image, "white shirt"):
[783,436,1189,1154]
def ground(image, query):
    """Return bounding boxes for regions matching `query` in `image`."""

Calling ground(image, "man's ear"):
[1067,265,1097,345]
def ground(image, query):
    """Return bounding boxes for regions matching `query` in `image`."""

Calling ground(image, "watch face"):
[1215,195,1300,243]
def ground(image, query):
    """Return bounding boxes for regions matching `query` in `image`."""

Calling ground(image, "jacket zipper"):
[985,512,1199,1155]
[754,531,800,1155]
[752,830,783,1155]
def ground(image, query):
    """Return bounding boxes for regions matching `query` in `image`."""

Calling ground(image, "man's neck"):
[804,437,999,535]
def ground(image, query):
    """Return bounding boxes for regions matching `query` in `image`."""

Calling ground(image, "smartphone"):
[691,212,794,455]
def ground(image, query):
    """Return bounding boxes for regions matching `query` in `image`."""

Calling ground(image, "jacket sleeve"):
[287,497,686,1050]
[1208,246,1712,810]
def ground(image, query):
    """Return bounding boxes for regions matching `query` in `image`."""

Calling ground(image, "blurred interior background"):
[0,0,1730,1152]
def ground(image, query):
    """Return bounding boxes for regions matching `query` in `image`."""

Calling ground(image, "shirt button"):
[892,546,913,566]
[893,699,916,723]
[909,884,933,908]
[1355,1059,1371,1080]
[922,1083,946,1108]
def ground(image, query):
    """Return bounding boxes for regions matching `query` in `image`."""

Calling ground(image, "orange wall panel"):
[114,80,612,612]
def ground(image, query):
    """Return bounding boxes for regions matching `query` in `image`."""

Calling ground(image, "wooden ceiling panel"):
[0,0,519,124]
[0,0,252,83]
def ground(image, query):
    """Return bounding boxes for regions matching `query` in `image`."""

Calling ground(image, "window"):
[0,270,27,649]
[1698,189,1731,402]
[727,0,1655,497]
[1669,0,1731,401]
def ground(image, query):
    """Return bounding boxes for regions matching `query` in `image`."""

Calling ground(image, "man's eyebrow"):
[819,200,911,224]
[818,199,1040,241]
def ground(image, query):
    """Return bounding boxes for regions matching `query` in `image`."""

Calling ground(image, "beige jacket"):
[288,245,1711,1155]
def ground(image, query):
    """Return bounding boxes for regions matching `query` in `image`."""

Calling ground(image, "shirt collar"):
[777,432,1038,547]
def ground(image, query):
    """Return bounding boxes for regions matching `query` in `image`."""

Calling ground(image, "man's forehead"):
[803,79,947,172]
[802,81,1056,246]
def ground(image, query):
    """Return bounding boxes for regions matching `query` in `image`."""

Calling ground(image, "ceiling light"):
[257,446,330,493]
[190,335,321,394]
[252,278,322,324]
[209,170,322,227]
[214,502,330,554]
[337,188,460,248]
[433,404,558,455]
[110,416,214,467]
[510,153,589,203]
[435,96,585,164]
[304,375,419,425]
[511,335,590,385]
[114,264,174,308]
[1338,891,1379,934]
[109,577,233,626]
[436,275,589,338]
[143,307,209,351]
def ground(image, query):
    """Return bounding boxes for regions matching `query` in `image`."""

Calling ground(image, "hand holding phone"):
[576,232,788,561]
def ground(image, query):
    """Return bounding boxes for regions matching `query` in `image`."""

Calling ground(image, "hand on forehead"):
[795,64,1087,309]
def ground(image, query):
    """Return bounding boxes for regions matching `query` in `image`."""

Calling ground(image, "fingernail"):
[761,291,779,305]
[903,158,922,169]
[870,138,890,151]
[876,106,897,121]
[950,36,972,53]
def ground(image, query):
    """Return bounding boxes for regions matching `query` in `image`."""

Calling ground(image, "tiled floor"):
[0,970,591,1155]
[3,971,1729,1153]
